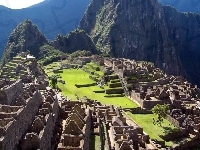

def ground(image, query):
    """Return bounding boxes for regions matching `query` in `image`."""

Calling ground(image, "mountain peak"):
[1,20,48,66]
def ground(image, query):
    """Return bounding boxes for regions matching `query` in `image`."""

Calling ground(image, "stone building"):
[58,102,91,150]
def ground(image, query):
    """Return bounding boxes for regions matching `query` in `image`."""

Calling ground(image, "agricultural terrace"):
[44,61,178,146]
[44,62,138,108]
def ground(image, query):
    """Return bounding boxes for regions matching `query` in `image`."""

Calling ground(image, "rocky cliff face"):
[52,29,98,54]
[1,20,48,66]
[79,0,200,86]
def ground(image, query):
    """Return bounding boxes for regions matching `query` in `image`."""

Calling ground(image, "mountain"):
[157,0,200,13]
[1,20,48,66]
[0,0,90,55]
[79,0,200,86]
[1,20,97,66]
[52,29,98,54]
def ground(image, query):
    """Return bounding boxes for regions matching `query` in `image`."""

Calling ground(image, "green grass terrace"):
[126,112,179,146]
[56,69,137,108]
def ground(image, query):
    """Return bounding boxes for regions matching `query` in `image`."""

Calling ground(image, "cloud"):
[0,0,45,9]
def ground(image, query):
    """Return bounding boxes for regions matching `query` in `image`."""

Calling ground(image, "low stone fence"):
[110,79,120,83]
[75,83,96,88]
[159,128,187,141]
[105,88,124,94]
[53,69,63,73]
[166,115,180,128]
[142,100,167,110]
[124,107,152,114]
[93,90,105,93]
[108,75,118,80]
[104,94,124,98]
[108,82,122,88]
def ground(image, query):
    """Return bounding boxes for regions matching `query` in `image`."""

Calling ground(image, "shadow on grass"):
[104,94,125,97]
[89,135,95,150]
[162,126,180,134]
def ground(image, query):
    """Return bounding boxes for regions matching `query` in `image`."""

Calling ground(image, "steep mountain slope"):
[79,0,200,86]
[52,29,98,54]
[1,20,97,67]
[158,0,200,13]
[1,20,48,66]
[0,0,90,55]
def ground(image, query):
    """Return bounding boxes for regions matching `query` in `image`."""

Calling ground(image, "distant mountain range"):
[0,0,90,55]
[158,0,200,13]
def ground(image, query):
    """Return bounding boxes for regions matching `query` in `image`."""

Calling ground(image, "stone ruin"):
[1,54,200,149]
[103,57,200,111]
[0,79,59,150]
[57,104,91,150]
[0,52,45,83]
[88,104,158,150]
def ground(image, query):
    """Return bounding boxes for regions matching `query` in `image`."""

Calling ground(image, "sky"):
[0,0,45,9]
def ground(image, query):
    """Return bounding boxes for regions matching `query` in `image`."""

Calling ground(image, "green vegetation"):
[39,44,65,65]
[48,74,61,89]
[126,112,177,146]
[58,69,137,108]
[152,104,169,126]
[90,135,101,150]
[44,62,60,73]
[45,61,138,108]
[85,62,104,80]
[69,50,92,59]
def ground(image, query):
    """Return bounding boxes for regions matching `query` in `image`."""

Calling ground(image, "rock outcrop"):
[79,0,200,86]
[52,29,98,54]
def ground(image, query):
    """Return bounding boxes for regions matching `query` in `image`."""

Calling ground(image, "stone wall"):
[142,100,167,109]
[1,90,42,150]
[160,129,187,141]
[0,79,23,105]
[75,83,96,88]
[124,107,152,114]
[39,98,59,149]
[131,91,168,109]
[83,108,91,150]
[105,88,124,94]
[166,115,180,128]
[109,82,122,88]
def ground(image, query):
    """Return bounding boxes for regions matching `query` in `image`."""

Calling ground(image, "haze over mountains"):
[0,0,90,55]
[158,0,200,13]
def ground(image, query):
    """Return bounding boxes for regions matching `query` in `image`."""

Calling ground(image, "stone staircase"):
[118,75,130,96]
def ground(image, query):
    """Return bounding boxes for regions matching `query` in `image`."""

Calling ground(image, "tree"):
[152,104,169,126]
[49,74,61,89]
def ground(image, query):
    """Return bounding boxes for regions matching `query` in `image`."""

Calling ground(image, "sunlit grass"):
[126,112,177,146]
[46,66,138,108]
